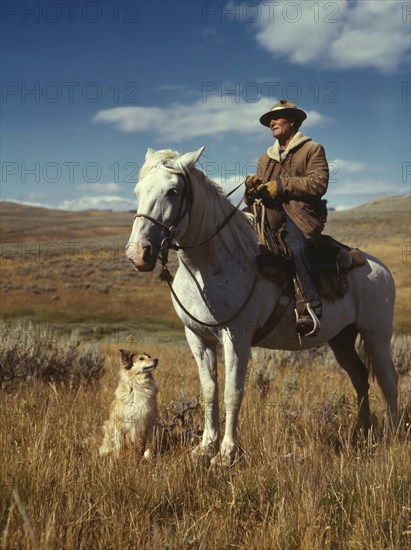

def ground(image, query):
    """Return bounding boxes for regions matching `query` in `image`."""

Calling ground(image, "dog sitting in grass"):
[99,349,158,459]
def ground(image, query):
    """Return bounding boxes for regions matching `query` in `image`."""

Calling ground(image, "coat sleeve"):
[281,143,329,199]
[256,153,266,180]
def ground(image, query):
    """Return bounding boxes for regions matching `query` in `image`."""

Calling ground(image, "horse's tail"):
[358,334,397,383]
[358,336,375,379]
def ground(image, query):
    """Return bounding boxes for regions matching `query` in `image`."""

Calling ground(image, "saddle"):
[252,205,366,302]
[256,235,366,300]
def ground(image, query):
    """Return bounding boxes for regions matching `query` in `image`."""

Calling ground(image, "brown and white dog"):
[99,349,158,459]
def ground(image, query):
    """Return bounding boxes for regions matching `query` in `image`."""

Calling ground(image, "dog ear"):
[119,348,134,369]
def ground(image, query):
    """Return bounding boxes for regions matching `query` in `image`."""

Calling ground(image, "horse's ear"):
[145,147,156,161]
[178,146,205,169]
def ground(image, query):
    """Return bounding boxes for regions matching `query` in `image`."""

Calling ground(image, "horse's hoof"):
[209,450,238,471]
[352,423,371,445]
[190,445,213,468]
[210,453,227,471]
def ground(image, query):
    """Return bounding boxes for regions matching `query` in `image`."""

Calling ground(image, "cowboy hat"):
[259,99,307,127]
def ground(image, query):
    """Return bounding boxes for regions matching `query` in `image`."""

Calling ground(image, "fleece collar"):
[267,131,312,162]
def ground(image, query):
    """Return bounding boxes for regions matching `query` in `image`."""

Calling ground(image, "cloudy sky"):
[2,0,410,211]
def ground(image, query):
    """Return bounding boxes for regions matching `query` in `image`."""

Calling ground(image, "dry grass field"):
[0,336,410,549]
[0,197,410,549]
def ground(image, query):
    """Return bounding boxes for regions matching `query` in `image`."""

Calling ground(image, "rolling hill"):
[0,196,409,334]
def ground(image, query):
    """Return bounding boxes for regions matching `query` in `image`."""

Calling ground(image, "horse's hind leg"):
[359,330,398,428]
[329,324,371,433]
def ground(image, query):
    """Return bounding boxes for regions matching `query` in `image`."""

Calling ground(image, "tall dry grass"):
[1,335,410,549]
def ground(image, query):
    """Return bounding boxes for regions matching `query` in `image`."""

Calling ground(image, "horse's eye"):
[165,188,179,198]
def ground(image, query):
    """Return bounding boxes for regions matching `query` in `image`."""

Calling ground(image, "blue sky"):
[1,0,410,211]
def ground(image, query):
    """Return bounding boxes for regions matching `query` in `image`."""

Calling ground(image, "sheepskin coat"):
[256,131,329,243]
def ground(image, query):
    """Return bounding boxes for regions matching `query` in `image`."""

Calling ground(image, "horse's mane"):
[188,168,258,260]
[139,149,181,180]
[139,149,259,263]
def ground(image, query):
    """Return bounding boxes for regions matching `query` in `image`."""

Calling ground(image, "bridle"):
[134,161,193,253]
[134,161,243,259]
[132,162,258,328]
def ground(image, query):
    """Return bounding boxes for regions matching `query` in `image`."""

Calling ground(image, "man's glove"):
[245,175,262,194]
[251,179,279,202]
[263,179,279,200]
[244,176,280,206]
[244,175,262,205]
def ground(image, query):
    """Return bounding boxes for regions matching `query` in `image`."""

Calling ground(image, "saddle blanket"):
[256,234,366,301]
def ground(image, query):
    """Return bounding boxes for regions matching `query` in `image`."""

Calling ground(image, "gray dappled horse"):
[126,147,398,467]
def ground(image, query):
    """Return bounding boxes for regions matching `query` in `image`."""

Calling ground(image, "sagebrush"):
[0,321,104,385]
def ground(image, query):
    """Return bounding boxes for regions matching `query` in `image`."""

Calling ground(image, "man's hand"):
[244,175,262,205]
[264,179,278,199]
[244,176,279,206]
[252,179,278,201]
[245,175,262,193]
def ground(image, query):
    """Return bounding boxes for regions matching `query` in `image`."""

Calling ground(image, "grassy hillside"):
[0,195,410,333]
[0,199,409,549]
[325,195,410,334]
[0,201,180,342]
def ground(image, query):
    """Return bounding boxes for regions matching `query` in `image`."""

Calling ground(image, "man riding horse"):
[245,99,329,337]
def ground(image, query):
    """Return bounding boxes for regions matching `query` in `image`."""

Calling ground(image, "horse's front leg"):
[185,327,219,465]
[211,338,250,469]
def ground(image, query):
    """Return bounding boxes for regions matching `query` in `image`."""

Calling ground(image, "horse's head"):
[126,146,205,271]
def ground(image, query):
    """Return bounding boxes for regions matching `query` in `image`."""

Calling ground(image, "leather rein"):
[134,164,243,254]
[133,163,258,328]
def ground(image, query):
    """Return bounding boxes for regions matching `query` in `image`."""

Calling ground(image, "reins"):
[134,160,194,247]
[133,163,257,328]
[134,164,244,252]
[174,195,244,251]
[162,257,259,328]
[225,178,246,198]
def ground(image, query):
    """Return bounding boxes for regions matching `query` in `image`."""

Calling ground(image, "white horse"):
[126,147,398,467]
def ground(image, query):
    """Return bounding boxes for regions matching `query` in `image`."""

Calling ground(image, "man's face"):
[269,116,296,141]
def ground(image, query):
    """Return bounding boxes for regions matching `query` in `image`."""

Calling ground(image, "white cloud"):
[200,26,225,44]
[93,106,164,133]
[334,204,358,212]
[59,195,135,211]
[329,179,405,196]
[329,158,371,173]
[255,1,409,73]
[76,182,123,193]
[4,198,54,209]
[93,96,328,141]
[212,174,248,205]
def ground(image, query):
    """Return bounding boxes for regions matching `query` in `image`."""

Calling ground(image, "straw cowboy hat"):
[259,99,307,127]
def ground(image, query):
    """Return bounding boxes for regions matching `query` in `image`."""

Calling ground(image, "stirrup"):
[295,303,320,338]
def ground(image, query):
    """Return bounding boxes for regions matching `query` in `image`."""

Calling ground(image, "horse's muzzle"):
[126,243,158,272]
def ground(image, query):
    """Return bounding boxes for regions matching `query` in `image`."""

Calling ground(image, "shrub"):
[0,321,105,385]
[393,335,411,375]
